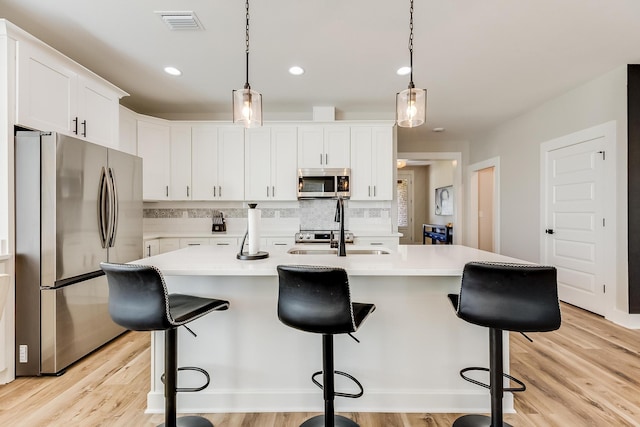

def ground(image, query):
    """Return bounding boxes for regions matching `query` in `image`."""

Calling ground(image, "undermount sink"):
[287,248,391,255]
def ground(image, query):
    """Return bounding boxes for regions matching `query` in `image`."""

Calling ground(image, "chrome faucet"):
[333,196,346,256]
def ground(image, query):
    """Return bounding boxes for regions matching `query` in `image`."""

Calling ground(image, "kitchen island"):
[139,244,528,415]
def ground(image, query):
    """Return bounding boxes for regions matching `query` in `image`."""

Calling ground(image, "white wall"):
[469,66,629,315]
[0,29,16,383]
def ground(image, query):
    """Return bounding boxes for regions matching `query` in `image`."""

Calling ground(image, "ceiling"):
[2,0,640,141]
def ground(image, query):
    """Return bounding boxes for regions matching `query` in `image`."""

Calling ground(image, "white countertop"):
[138,244,527,277]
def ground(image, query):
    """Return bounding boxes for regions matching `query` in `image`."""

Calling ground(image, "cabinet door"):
[16,39,77,135]
[179,238,210,248]
[324,126,350,168]
[170,125,192,200]
[159,238,180,254]
[271,127,298,200]
[217,127,245,200]
[210,237,238,246]
[77,75,120,148]
[118,106,138,155]
[245,128,272,200]
[137,120,170,200]
[371,126,393,200]
[350,127,374,200]
[297,126,324,168]
[191,125,219,200]
[143,239,160,257]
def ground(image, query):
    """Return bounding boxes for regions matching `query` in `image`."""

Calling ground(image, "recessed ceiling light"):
[432,127,446,132]
[396,66,411,76]
[289,66,305,76]
[164,66,182,76]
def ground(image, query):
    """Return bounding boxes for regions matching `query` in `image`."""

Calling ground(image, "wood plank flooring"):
[1,303,639,426]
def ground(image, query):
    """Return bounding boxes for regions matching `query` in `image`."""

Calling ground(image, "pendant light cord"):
[244,0,251,89]
[408,0,415,89]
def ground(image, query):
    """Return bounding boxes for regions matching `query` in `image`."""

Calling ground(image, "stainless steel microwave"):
[297,168,350,199]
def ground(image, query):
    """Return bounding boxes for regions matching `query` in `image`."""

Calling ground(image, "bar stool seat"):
[277,265,376,427]
[448,261,561,427]
[101,262,229,427]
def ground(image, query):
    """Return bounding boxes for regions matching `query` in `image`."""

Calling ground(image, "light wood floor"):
[1,303,640,426]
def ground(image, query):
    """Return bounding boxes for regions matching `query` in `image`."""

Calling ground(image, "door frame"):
[397,152,462,244]
[539,121,617,318]
[397,170,415,243]
[467,157,501,253]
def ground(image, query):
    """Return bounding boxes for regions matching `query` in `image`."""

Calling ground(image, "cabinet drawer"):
[209,237,238,246]
[179,238,211,248]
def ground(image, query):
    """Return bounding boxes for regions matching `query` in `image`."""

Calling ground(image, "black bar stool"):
[448,261,561,427]
[101,262,229,427]
[276,265,376,427]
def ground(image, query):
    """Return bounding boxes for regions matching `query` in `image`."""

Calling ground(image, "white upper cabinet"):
[297,125,350,169]
[16,38,126,147]
[350,126,393,200]
[191,125,245,201]
[169,125,192,201]
[137,118,171,200]
[245,126,297,201]
[76,75,121,147]
[118,106,138,155]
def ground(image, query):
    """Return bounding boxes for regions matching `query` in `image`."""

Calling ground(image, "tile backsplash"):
[143,200,392,234]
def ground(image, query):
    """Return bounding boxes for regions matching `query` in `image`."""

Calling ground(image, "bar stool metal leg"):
[158,328,213,427]
[453,329,513,427]
[300,335,359,427]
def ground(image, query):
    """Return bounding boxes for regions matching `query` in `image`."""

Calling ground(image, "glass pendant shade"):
[233,87,263,128]
[396,87,426,128]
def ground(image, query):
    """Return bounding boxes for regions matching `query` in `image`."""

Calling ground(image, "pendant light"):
[233,0,262,128]
[396,0,426,128]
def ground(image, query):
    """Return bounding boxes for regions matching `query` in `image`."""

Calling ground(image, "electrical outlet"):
[19,345,28,363]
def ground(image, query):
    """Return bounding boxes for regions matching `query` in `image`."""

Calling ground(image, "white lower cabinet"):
[265,237,295,247]
[353,236,399,248]
[179,238,210,248]
[159,238,180,254]
[210,237,238,246]
[143,239,160,257]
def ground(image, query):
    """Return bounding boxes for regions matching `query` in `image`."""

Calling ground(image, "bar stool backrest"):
[277,265,356,334]
[457,262,561,332]
[100,262,173,331]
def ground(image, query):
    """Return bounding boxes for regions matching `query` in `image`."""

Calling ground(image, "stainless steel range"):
[295,230,354,244]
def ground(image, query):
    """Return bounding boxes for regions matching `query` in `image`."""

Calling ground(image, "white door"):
[397,171,414,244]
[542,135,606,315]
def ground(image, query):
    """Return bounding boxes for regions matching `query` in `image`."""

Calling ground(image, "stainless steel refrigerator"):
[15,130,143,375]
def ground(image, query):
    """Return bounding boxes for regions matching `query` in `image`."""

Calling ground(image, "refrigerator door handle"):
[98,167,109,248]
[107,167,119,248]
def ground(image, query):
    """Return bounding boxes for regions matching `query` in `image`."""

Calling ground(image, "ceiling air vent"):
[155,11,204,31]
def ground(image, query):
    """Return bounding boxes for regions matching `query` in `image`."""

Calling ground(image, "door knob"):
[545,229,555,235]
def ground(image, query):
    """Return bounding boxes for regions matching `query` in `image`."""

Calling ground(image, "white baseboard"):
[146,389,514,414]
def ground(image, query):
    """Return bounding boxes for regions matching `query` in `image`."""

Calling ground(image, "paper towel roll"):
[248,208,261,255]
